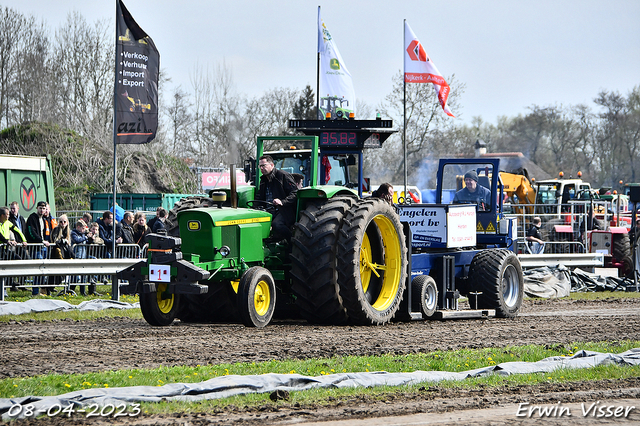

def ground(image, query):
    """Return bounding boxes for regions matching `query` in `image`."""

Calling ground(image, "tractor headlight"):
[218,246,231,257]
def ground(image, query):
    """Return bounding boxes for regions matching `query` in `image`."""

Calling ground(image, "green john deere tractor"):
[119,120,407,327]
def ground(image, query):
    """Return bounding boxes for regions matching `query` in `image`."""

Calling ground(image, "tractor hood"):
[177,207,272,263]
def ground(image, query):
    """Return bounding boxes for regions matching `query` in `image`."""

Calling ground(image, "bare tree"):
[371,71,464,184]
[594,87,640,184]
[52,12,113,143]
[164,85,194,155]
[0,7,29,128]
[14,20,53,124]
[190,61,243,168]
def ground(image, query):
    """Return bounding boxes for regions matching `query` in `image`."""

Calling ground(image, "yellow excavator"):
[500,171,536,215]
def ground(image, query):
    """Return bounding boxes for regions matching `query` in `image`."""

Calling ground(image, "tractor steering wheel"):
[246,200,278,213]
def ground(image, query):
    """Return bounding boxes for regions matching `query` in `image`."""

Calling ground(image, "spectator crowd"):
[0,201,165,297]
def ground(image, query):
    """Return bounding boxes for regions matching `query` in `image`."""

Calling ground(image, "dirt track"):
[3,297,640,425]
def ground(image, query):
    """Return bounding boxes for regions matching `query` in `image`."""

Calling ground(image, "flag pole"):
[403,20,408,204]
[316,6,321,119]
[111,0,120,301]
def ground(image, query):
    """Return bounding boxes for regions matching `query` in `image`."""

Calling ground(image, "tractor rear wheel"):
[468,249,523,318]
[166,196,215,236]
[237,266,276,327]
[337,199,408,325]
[290,197,356,324]
[412,275,438,319]
[139,283,180,326]
[613,233,632,277]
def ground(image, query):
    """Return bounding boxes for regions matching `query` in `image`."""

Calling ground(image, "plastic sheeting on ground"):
[523,265,572,298]
[524,265,637,298]
[569,268,632,292]
[1,348,639,420]
[0,299,139,317]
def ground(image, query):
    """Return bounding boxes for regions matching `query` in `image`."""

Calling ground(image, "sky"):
[5,0,640,124]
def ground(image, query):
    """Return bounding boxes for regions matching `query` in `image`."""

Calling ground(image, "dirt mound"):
[0,122,198,210]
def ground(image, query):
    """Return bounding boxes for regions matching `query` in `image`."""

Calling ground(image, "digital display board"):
[319,131,358,147]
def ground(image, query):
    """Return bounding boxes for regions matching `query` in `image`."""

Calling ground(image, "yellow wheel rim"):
[359,215,402,312]
[359,232,372,293]
[254,280,271,316]
[156,283,175,314]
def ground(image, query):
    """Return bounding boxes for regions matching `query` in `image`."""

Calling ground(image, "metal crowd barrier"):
[0,243,51,290]
[518,252,605,269]
[0,243,144,301]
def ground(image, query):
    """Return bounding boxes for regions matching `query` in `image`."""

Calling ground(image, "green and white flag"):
[317,7,355,119]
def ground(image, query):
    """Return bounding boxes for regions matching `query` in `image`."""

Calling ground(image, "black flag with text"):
[114,0,159,144]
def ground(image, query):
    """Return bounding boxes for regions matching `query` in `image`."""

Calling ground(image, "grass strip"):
[1,341,639,409]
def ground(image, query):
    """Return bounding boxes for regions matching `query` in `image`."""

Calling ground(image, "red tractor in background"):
[534,172,633,277]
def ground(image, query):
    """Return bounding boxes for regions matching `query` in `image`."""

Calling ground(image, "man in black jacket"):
[8,201,26,235]
[118,211,136,244]
[97,211,122,258]
[256,155,298,241]
[26,201,50,295]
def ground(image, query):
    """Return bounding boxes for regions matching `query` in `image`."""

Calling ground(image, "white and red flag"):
[404,21,454,117]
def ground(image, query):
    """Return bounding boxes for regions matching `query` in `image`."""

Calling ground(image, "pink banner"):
[202,171,248,189]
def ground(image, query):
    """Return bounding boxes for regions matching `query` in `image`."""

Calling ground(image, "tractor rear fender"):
[554,224,573,234]
[608,226,629,235]
[296,186,357,200]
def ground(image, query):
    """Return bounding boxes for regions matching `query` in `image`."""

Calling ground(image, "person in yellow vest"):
[0,206,28,259]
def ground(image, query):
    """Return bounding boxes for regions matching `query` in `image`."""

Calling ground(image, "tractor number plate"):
[149,264,171,282]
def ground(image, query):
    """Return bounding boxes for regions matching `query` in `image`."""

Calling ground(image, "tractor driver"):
[256,155,298,241]
[453,170,491,210]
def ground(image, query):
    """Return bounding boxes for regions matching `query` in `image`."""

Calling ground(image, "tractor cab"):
[437,158,510,245]
[534,177,592,218]
[248,147,357,189]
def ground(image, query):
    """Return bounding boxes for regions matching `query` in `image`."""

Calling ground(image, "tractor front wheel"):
[139,283,180,326]
[237,267,276,327]
[468,249,523,318]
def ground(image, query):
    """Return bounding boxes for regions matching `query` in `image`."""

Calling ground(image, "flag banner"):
[114,0,159,144]
[404,21,454,117]
[318,7,356,119]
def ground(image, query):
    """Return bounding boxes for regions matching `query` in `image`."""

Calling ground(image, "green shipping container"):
[0,154,56,217]
[90,193,205,213]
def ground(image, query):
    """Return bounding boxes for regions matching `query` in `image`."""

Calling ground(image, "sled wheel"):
[468,249,523,318]
[291,197,357,324]
[237,266,276,327]
[412,275,438,318]
[337,199,408,325]
[140,283,180,326]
